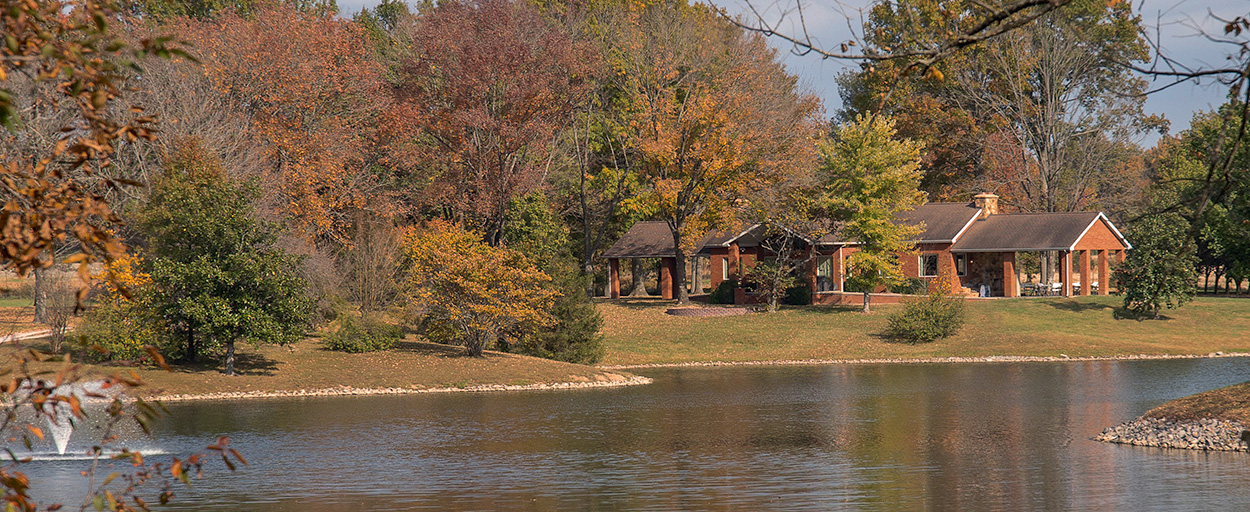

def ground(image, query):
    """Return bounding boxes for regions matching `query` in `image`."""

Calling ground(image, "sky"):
[338,0,1248,148]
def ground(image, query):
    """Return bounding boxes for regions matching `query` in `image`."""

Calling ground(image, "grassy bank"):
[1143,382,1250,425]
[22,336,639,400]
[599,295,1250,366]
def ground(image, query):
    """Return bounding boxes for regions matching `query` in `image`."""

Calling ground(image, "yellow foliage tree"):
[603,3,820,303]
[404,221,559,356]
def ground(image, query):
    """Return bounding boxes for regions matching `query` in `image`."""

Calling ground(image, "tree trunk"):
[466,333,486,357]
[690,257,702,296]
[186,326,198,363]
[224,340,236,376]
[584,261,596,298]
[628,258,649,297]
[862,291,871,314]
[673,251,689,305]
[667,225,690,304]
[33,266,48,324]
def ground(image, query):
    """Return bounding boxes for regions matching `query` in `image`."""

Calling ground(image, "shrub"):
[885,289,966,343]
[709,278,738,304]
[325,314,404,353]
[78,298,167,362]
[513,268,605,364]
[77,255,169,362]
[888,277,928,295]
[784,282,811,305]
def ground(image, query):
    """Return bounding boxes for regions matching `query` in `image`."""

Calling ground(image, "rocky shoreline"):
[151,374,652,402]
[1095,417,1249,452]
[599,351,1250,370]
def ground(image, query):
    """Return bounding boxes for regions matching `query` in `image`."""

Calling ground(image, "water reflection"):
[19,358,1250,510]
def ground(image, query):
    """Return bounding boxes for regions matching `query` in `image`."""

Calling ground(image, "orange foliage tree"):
[605,4,820,303]
[178,4,392,244]
[390,0,595,246]
[404,221,558,356]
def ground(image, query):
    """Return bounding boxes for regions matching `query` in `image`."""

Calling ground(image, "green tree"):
[817,114,927,313]
[1145,100,1250,296]
[502,193,605,363]
[139,142,312,375]
[1114,213,1198,319]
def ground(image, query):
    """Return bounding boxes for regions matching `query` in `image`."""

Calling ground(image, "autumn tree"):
[817,114,927,313]
[404,221,558,357]
[0,0,190,285]
[178,4,392,245]
[139,142,312,374]
[741,165,830,312]
[603,3,819,304]
[391,0,595,247]
[840,0,1157,214]
[0,1,247,507]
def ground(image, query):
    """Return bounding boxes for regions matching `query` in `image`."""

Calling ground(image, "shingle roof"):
[898,202,982,243]
[950,212,1104,252]
[604,221,724,258]
[603,221,674,258]
[606,206,1127,258]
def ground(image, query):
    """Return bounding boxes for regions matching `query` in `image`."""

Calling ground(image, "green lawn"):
[598,296,1250,366]
[0,297,31,308]
[17,335,639,399]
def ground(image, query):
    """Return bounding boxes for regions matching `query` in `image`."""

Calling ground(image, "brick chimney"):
[973,193,998,219]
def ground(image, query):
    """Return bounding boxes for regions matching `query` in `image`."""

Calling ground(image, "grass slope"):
[1145,382,1250,425]
[26,336,634,399]
[599,296,1250,365]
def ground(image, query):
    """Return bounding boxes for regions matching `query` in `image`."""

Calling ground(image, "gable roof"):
[603,221,723,259]
[605,207,1130,259]
[950,212,1129,252]
[898,202,982,243]
[603,221,675,258]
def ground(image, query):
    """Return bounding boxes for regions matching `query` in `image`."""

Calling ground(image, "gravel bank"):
[153,374,652,402]
[1095,417,1249,452]
[599,352,1250,370]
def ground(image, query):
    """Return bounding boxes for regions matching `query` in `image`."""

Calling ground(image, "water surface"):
[23,357,1250,510]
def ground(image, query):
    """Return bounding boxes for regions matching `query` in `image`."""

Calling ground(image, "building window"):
[920,254,939,277]
[721,257,729,279]
[816,256,836,292]
[955,254,967,276]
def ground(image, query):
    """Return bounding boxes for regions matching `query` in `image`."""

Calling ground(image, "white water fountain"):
[45,392,78,456]
[11,380,168,460]
[32,380,107,457]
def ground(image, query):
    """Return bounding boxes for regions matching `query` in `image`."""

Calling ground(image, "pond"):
[22,357,1250,510]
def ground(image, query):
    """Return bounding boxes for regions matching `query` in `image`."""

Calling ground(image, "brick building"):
[604,194,1131,304]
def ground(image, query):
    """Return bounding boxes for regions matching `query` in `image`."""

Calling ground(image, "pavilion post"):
[1003,252,1018,297]
[608,258,620,299]
[1098,250,1110,295]
[660,257,675,300]
[1079,250,1091,296]
[1060,251,1072,297]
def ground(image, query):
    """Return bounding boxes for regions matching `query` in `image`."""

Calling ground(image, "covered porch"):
[947,212,1132,298]
[952,249,1126,298]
